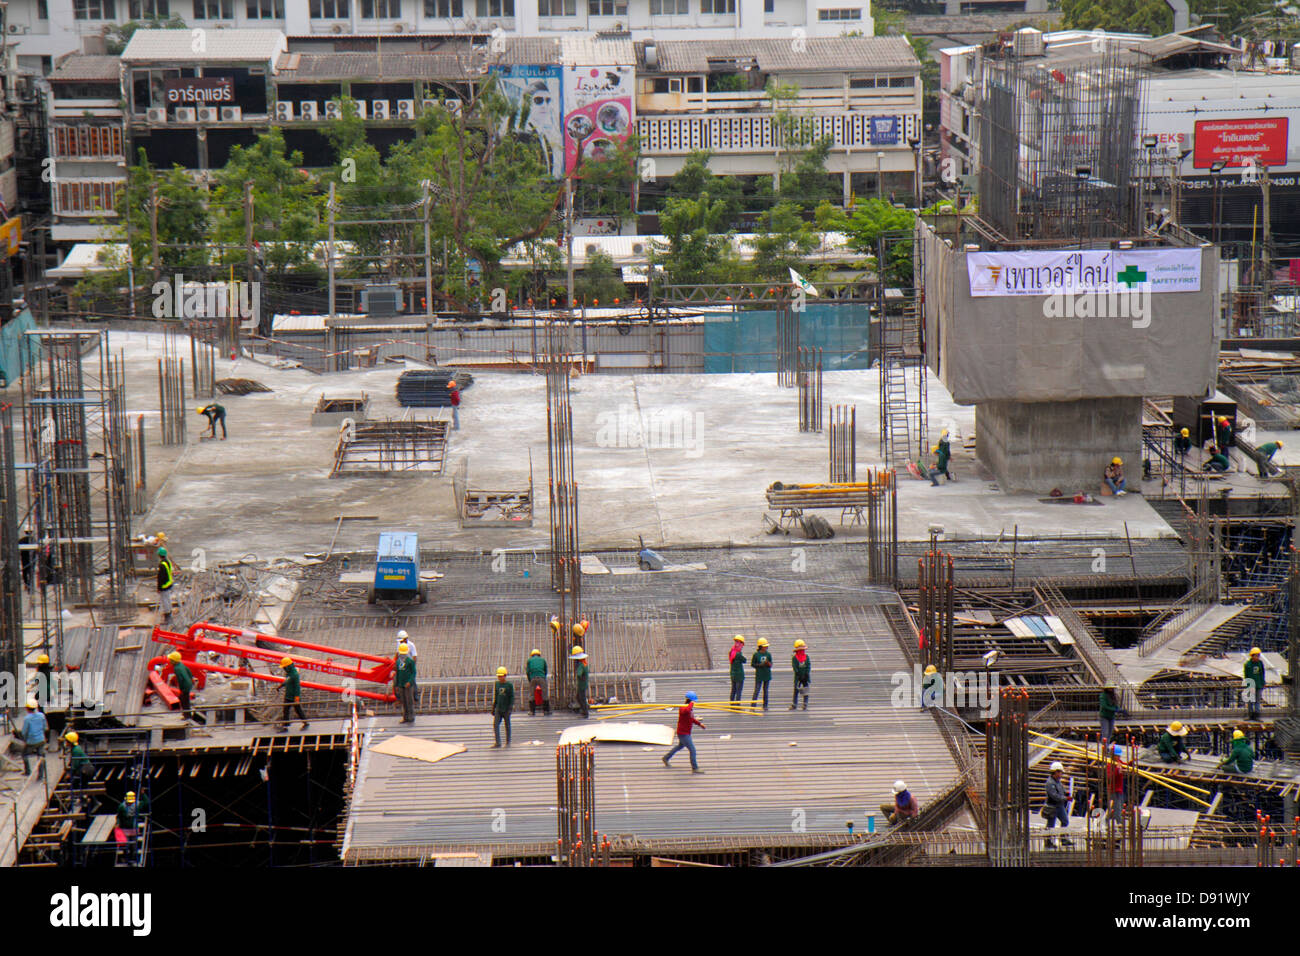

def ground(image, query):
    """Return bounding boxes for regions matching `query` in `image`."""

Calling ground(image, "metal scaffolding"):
[878,233,926,467]
[0,402,22,690]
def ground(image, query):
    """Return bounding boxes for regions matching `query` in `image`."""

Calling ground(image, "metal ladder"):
[879,296,926,467]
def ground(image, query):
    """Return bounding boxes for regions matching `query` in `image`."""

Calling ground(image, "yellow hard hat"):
[495,666,508,677]
[1250,647,1261,656]
[924,664,938,675]
[167,650,182,662]
[930,444,939,455]
[571,646,584,656]
[793,639,806,649]
[757,638,769,647]
[25,698,37,709]
[940,429,949,438]
[572,621,587,637]
[1180,427,1189,437]
[397,642,409,654]
[37,653,49,665]
[530,648,541,656]
[733,635,745,643]
[1168,721,1187,735]
[1233,729,1245,740]
[65,732,78,744]
[1112,457,1122,466]
[196,406,207,415]
[280,657,293,668]
[549,618,560,633]
[1278,440,1285,448]
[126,791,136,801]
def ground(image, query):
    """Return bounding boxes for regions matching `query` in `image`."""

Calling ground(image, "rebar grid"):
[544,319,581,706]
[189,324,218,400]
[556,742,607,866]
[917,547,954,674]
[828,404,856,483]
[796,347,823,433]
[985,687,1030,866]
[158,328,187,446]
[1086,733,1145,867]
[777,304,798,388]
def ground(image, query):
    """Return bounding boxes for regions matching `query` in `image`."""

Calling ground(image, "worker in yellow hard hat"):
[750,638,773,711]
[572,618,588,640]
[1220,728,1254,773]
[66,731,93,782]
[728,635,747,702]
[167,650,204,725]
[491,666,513,747]
[1157,720,1189,763]
[197,402,227,440]
[1256,439,1284,479]
[526,648,550,716]
[570,646,590,719]
[116,789,149,838]
[921,663,942,710]
[1244,647,1265,721]
[157,545,175,624]
[790,639,811,711]
[1104,456,1127,496]
[275,656,308,733]
[394,642,417,724]
[1174,427,1192,460]
[33,652,53,711]
[931,430,953,483]
[549,616,560,634]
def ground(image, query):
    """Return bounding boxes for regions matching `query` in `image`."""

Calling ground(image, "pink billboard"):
[563,65,634,175]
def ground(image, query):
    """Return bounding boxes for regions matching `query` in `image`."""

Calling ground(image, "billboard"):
[493,65,564,179]
[869,116,899,146]
[563,65,633,175]
[966,249,1203,297]
[164,77,234,106]
[1193,117,1288,170]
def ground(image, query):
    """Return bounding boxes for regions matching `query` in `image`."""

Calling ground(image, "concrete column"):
[976,396,1142,494]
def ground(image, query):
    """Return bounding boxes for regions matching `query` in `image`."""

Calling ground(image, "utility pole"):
[327,181,336,373]
[148,179,160,285]
[565,176,575,315]
[242,179,254,355]
[423,180,432,319]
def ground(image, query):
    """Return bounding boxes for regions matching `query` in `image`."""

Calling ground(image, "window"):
[587,0,624,13]
[650,0,686,12]
[73,0,115,19]
[538,0,574,13]
[362,0,399,14]
[246,0,283,17]
[128,0,169,16]
[37,0,49,17]
[849,76,876,88]
[817,6,860,17]
[424,0,461,12]
[193,0,233,14]
[700,0,733,13]
[54,125,124,158]
[763,0,772,11]
[888,75,913,87]
[57,181,119,215]
[475,0,513,14]
[311,0,349,15]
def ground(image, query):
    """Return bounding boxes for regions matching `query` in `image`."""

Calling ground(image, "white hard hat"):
[892,780,907,794]
[1050,761,1064,772]
[397,630,409,640]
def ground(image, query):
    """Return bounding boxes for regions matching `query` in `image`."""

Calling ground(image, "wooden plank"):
[369,736,467,765]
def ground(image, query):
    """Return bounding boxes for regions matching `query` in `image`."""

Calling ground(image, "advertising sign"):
[1193,117,1288,169]
[966,248,1202,297]
[869,115,899,146]
[563,65,633,174]
[164,77,235,106]
[493,65,564,178]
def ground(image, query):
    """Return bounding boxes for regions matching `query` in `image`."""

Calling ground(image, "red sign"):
[1193,117,1288,169]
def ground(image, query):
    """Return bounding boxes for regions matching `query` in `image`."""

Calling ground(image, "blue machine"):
[369,532,426,604]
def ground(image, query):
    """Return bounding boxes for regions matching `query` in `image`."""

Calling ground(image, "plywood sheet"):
[370,735,466,764]
[559,722,675,746]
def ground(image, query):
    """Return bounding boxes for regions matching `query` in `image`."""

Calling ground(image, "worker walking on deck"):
[197,403,227,439]
[1219,729,1254,773]
[750,638,773,711]
[1256,440,1283,478]
[728,635,746,702]
[932,430,953,482]
[1044,761,1074,848]
[157,547,175,624]
[491,666,513,747]
[276,657,309,732]
[1157,721,1189,763]
[168,651,206,724]
[394,643,417,724]
[65,731,93,783]
[662,692,706,772]
[448,380,461,430]
[18,699,47,778]
[1244,647,1265,721]
[1099,684,1119,747]
[790,639,811,710]
[526,648,550,716]
[571,646,590,718]
[880,780,919,826]
[1215,416,1237,471]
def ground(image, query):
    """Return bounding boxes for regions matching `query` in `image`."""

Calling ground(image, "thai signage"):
[164,77,234,106]
[1193,117,1288,170]
[966,249,1202,297]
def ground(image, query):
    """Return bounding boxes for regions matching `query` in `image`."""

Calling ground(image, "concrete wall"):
[977,396,1142,494]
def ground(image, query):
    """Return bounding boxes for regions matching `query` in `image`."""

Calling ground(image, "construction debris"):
[215,378,273,395]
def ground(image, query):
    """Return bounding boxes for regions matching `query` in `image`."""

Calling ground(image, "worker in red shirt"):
[1105,744,1126,815]
[448,380,461,430]
[661,691,706,773]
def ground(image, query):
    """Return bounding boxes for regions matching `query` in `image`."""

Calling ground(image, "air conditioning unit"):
[353,101,366,119]
[445,98,461,114]
[371,100,389,120]
[274,101,294,121]
[421,98,437,113]
[299,101,319,120]
[220,106,242,121]
[146,107,167,124]
[8,24,28,34]
[324,101,342,120]
[196,106,218,123]
[396,99,415,120]
[360,283,403,316]
[174,106,197,122]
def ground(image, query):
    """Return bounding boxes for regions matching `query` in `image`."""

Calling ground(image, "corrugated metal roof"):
[46,243,129,279]
[560,34,637,66]
[1133,32,1241,60]
[122,28,287,63]
[646,36,918,73]
[49,55,121,82]
[501,232,858,268]
[275,39,562,78]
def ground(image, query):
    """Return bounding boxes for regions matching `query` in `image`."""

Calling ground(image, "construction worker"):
[394,643,417,724]
[526,648,550,716]
[750,637,773,711]
[1105,744,1126,814]
[1205,445,1231,473]
[491,666,513,747]
[157,546,176,624]
[1256,440,1283,478]
[662,691,705,772]
[1173,427,1192,460]
[1044,761,1074,848]
[931,430,953,482]
[571,646,590,718]
[168,651,206,724]
[17,699,47,778]
[65,731,93,783]
[1104,457,1127,496]
[1244,647,1265,721]
[880,781,919,826]
[790,639,811,710]
[1099,683,1119,747]
[197,402,227,439]
[728,635,746,702]
[572,618,589,641]
[18,525,33,590]
[32,652,53,711]
[276,657,309,732]
[396,628,417,660]
[1214,415,1236,470]
[448,380,461,430]
[1219,729,1254,773]
[921,664,941,709]
[1157,720,1189,763]
[116,790,150,858]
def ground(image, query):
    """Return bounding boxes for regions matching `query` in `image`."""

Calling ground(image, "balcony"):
[638,109,921,155]
[637,85,918,116]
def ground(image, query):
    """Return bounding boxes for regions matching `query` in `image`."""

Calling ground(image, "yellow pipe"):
[1028,729,1211,794]
[1028,737,1212,805]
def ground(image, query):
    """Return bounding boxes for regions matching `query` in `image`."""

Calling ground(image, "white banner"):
[966,249,1201,297]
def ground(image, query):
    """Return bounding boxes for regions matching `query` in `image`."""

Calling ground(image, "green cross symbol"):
[1116,265,1147,287]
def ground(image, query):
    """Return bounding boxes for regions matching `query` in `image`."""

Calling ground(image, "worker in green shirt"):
[790,639,811,710]
[1157,720,1190,763]
[571,645,590,718]
[932,430,953,482]
[491,666,514,747]
[116,790,149,833]
[1205,446,1230,473]
[728,635,746,702]
[1256,440,1283,478]
[394,642,417,724]
[276,657,308,732]
[1099,684,1119,748]
[525,648,550,716]
[1219,729,1254,773]
[167,650,205,725]
[750,638,773,711]
[1244,647,1265,721]
[64,731,92,781]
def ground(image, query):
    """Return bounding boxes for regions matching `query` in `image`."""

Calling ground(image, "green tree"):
[114,150,210,279]
[104,16,188,55]
[825,197,917,285]
[573,134,638,221]
[655,194,742,286]
[576,249,627,306]
[748,201,818,282]
[666,151,744,231]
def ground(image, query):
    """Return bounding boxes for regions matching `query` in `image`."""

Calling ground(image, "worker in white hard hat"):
[394,643,417,724]
[1043,761,1074,848]
[396,629,417,660]
[880,780,919,826]
[1244,647,1265,722]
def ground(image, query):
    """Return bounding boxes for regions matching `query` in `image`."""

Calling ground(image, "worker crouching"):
[880,780,919,826]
